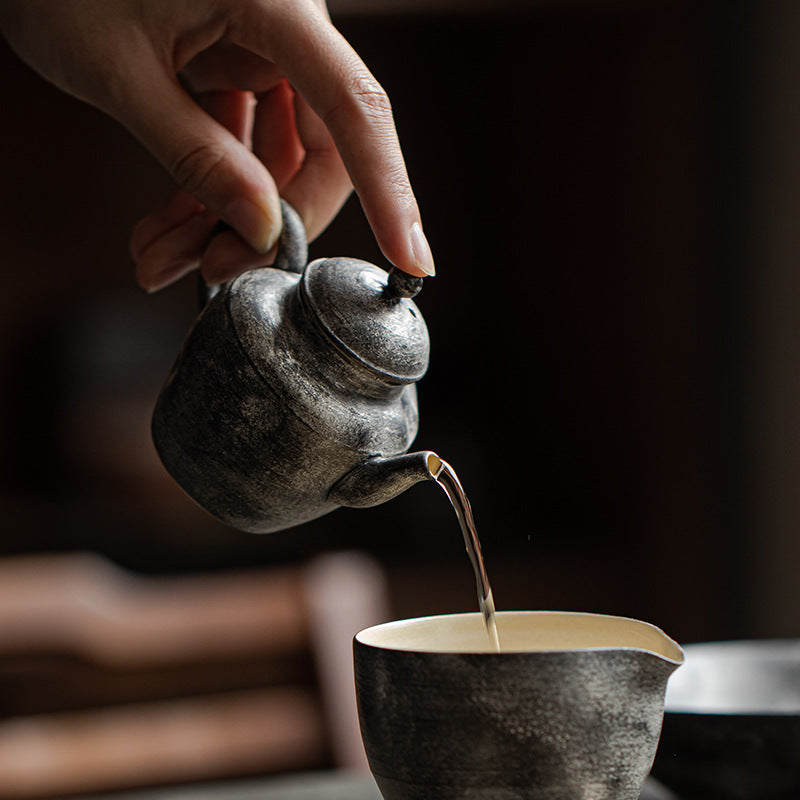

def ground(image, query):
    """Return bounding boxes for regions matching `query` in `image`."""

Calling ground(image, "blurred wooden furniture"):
[0,551,389,799]
[82,771,382,800]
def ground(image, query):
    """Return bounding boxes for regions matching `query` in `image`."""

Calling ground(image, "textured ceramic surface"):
[354,611,683,800]
[653,639,800,800]
[152,202,436,533]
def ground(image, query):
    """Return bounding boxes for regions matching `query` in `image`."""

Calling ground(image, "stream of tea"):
[432,458,501,651]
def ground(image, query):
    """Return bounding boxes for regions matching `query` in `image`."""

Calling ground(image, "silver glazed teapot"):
[152,203,440,533]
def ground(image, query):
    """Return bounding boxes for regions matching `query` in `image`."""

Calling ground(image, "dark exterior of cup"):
[354,617,679,800]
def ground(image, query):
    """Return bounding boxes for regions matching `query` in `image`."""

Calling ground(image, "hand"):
[0,0,435,290]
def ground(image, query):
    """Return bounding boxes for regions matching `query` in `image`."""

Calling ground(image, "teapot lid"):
[301,258,429,384]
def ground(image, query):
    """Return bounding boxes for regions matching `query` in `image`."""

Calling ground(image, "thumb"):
[108,56,282,254]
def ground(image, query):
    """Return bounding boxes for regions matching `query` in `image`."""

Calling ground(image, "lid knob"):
[383,268,424,301]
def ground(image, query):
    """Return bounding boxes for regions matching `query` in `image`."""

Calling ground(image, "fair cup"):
[354,611,683,800]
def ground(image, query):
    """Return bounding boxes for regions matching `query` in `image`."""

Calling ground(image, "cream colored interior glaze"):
[356,611,683,663]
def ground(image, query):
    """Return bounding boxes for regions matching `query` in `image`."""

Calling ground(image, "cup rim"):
[355,610,684,664]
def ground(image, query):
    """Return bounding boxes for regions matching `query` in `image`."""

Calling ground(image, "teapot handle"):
[197,199,308,307]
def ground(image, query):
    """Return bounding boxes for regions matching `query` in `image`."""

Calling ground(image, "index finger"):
[228,0,434,276]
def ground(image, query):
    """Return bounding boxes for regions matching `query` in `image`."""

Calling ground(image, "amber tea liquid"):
[432,458,501,651]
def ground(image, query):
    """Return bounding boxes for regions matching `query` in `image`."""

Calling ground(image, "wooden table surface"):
[76,770,680,800]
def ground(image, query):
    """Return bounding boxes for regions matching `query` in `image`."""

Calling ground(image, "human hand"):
[0,0,435,290]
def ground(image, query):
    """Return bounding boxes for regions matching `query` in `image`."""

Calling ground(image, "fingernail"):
[223,197,281,254]
[410,222,435,276]
[140,265,186,294]
[141,273,170,294]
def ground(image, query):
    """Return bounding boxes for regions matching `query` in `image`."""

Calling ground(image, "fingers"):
[130,91,249,268]
[252,80,305,190]
[134,209,219,292]
[130,189,203,262]
[202,89,254,144]
[130,0,433,290]
[250,80,351,241]
[230,0,435,276]
[182,41,283,94]
[200,229,277,285]
[111,46,283,261]
[278,92,351,242]
[132,89,260,290]
[198,81,305,284]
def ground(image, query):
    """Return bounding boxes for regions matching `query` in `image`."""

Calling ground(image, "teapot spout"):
[329,451,443,509]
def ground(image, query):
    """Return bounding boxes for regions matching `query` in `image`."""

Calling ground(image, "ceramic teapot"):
[152,202,441,533]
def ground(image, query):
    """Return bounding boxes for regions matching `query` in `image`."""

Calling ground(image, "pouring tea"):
[153,203,502,649]
[152,207,685,800]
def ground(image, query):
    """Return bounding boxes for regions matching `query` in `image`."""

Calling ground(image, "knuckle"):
[349,74,393,117]
[326,73,393,127]
[170,143,227,197]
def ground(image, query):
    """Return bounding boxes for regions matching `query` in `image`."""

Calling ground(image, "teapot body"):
[152,262,428,533]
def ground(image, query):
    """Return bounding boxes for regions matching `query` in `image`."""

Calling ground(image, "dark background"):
[0,0,792,656]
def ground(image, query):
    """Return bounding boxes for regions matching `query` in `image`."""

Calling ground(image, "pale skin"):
[0,0,435,291]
